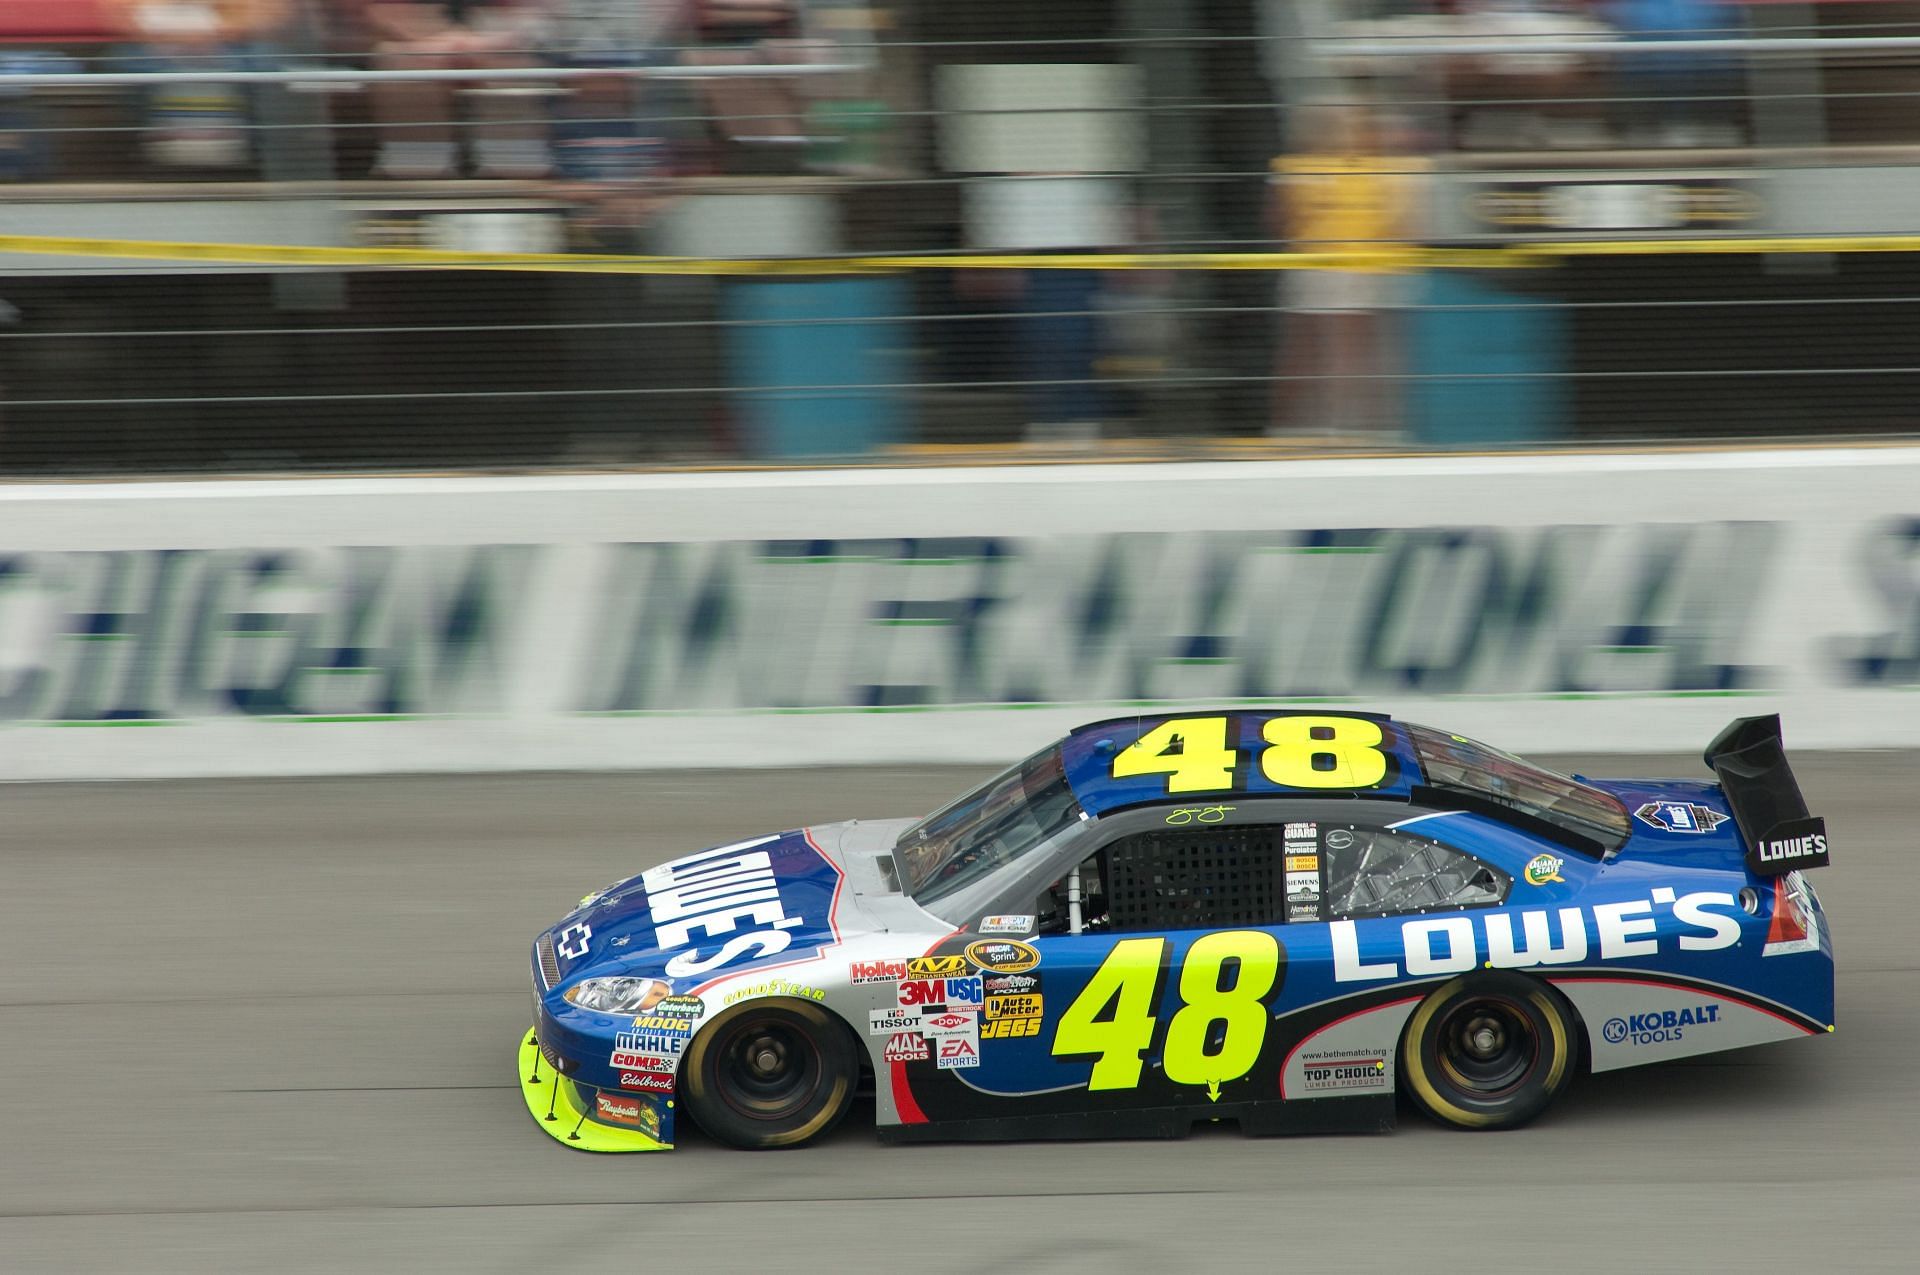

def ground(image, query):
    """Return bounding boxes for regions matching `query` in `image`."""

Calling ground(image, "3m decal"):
[965,940,1040,975]
[1633,801,1729,835]
[1052,931,1285,1098]
[897,979,949,1008]
[1108,715,1392,795]
[1523,854,1565,886]
[906,955,969,978]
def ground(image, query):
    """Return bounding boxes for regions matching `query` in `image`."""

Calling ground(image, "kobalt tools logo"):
[1332,893,1743,983]
[1603,1004,1721,1046]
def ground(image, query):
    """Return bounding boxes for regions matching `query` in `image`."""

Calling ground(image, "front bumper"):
[518,1027,673,1152]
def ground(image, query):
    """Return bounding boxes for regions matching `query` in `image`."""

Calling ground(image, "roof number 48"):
[1110,715,1387,794]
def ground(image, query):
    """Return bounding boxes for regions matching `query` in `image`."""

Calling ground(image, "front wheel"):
[1400,972,1577,1130]
[680,1000,858,1150]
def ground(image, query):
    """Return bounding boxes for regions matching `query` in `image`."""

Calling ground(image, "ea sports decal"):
[1634,801,1729,835]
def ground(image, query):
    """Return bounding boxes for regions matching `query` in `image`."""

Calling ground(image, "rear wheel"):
[1400,972,1576,1130]
[681,1000,858,1150]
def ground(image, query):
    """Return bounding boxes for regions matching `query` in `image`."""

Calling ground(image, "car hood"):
[544,821,892,990]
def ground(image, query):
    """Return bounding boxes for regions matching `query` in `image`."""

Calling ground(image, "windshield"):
[1408,724,1631,852]
[895,747,1084,902]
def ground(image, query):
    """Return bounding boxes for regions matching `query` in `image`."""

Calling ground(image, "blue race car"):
[521,712,1832,1150]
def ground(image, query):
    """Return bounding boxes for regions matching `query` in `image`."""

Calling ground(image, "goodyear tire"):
[681,999,858,1150]
[1400,972,1576,1131]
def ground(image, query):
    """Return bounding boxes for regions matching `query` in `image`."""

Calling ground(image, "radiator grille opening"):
[1105,826,1284,932]
[537,933,561,990]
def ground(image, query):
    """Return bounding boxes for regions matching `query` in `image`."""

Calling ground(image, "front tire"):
[681,1000,858,1150]
[1400,972,1576,1130]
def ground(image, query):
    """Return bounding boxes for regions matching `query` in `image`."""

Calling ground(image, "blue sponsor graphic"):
[0,546,528,723]
[1633,801,1729,834]
[1603,1004,1721,1045]
[943,976,985,1007]
[581,525,1780,711]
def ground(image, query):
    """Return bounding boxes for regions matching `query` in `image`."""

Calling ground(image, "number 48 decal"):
[1111,715,1389,794]
[1051,931,1285,1096]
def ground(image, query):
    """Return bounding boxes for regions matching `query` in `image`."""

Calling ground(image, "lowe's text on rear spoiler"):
[1704,715,1829,877]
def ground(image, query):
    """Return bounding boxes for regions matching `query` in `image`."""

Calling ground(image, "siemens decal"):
[1331,892,1744,983]
[645,835,839,978]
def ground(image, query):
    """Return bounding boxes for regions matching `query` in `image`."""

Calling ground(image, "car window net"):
[1325,829,1506,917]
[1104,825,1285,932]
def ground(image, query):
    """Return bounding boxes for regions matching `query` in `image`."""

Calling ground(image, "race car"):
[520,711,1833,1151]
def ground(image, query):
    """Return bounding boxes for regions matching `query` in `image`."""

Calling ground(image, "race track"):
[3,753,1915,1273]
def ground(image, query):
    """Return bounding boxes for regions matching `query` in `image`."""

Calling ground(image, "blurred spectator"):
[108,0,294,169]
[1444,0,1613,150]
[356,1,553,177]
[547,0,682,194]
[1269,104,1422,439]
[682,0,829,172]
[1606,0,1744,147]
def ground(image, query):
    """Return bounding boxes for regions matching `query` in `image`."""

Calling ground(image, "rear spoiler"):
[1704,715,1829,876]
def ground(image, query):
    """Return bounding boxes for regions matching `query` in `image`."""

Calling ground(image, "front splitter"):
[517,1028,672,1152]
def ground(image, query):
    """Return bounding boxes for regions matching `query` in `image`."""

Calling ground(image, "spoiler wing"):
[1704,715,1829,877]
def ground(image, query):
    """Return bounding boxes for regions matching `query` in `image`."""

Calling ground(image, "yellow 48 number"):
[1052,930,1284,1094]
[1110,714,1388,794]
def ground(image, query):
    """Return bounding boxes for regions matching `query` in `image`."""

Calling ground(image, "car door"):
[893,806,1306,1136]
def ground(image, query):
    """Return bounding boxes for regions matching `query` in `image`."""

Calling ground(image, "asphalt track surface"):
[4,753,1917,1274]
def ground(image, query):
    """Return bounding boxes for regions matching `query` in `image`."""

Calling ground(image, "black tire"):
[681,999,858,1150]
[1399,972,1576,1131]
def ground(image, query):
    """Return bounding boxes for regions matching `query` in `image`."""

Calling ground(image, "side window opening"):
[1036,824,1289,935]
[1323,826,1507,918]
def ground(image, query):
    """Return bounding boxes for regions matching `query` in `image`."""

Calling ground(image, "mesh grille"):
[536,934,561,991]
[1105,826,1284,932]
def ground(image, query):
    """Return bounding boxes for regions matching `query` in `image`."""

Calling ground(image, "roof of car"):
[1058,710,1423,818]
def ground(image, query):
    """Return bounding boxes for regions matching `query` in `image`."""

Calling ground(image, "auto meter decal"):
[965,939,1040,974]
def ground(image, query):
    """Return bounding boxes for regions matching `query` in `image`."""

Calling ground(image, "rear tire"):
[681,999,858,1150]
[1400,972,1576,1130]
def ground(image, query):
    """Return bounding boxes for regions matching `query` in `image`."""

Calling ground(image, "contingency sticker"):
[1284,822,1322,922]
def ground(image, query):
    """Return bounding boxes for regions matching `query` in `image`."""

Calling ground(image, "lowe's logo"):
[1603,1004,1721,1046]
